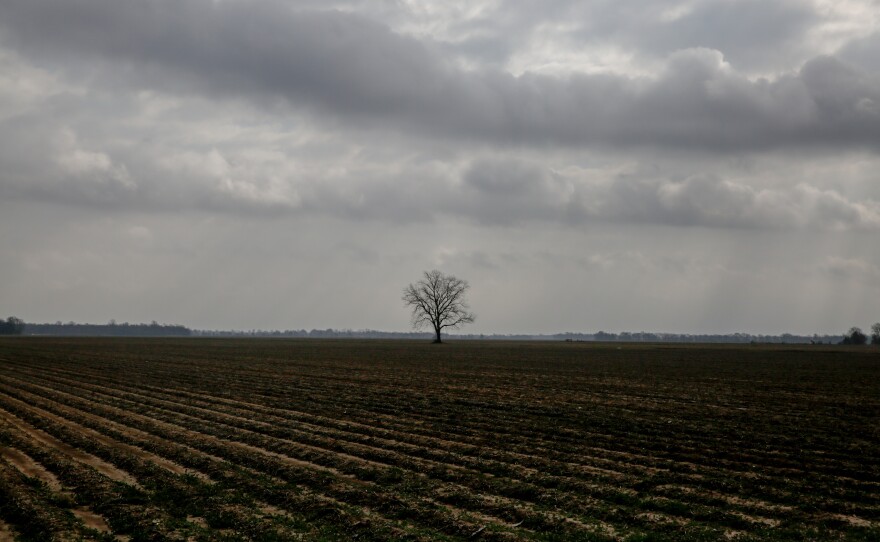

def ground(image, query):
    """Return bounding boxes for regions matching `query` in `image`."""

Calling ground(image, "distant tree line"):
[5,316,880,344]
[16,320,191,337]
[555,331,847,344]
[193,328,877,344]
[194,328,435,339]
[841,324,880,345]
[0,317,25,335]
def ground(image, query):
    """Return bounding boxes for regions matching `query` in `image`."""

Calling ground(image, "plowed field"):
[0,338,878,541]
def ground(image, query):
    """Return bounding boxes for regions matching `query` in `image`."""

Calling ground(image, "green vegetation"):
[0,338,877,540]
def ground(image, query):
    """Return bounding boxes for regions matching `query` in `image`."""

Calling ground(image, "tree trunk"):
[433,325,442,343]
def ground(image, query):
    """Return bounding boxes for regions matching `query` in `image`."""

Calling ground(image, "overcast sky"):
[1,0,879,335]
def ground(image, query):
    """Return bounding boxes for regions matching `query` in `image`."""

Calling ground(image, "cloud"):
[126,226,154,244]
[0,114,137,206]
[838,31,880,75]
[3,93,879,231]
[820,257,880,285]
[4,0,880,336]
[1,0,879,233]
[564,0,818,72]
[455,158,578,224]
[1,0,879,152]
[442,159,880,231]
[590,172,880,230]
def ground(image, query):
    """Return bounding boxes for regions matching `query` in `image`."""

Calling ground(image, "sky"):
[1,0,879,335]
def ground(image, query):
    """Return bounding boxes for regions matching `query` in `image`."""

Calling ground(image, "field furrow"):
[0,385,455,541]
[1,337,879,541]
[5,364,872,523]
[1,370,776,535]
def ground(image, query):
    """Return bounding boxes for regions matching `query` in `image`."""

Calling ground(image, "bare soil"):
[0,337,877,541]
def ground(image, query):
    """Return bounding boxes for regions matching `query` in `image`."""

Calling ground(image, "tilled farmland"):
[0,338,878,541]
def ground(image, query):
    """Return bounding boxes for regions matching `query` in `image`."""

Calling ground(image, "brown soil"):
[0,519,15,542]
[7,372,660,536]
[2,338,878,541]
[9,377,222,480]
[71,506,130,541]
[4,381,197,478]
[0,435,126,541]
[635,511,688,526]
[829,513,876,528]
[71,506,112,533]
[0,405,140,487]
[654,483,795,519]
[186,390,649,480]
[730,510,781,527]
[0,445,63,491]
[186,515,209,528]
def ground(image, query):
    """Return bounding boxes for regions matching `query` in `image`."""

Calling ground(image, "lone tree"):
[402,270,475,343]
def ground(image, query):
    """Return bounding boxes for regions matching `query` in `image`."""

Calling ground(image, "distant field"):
[0,338,878,541]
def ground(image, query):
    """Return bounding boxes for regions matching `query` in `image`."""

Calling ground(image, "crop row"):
[0,374,653,540]
[1,338,879,541]
[14,356,875,487]
[7,358,879,515]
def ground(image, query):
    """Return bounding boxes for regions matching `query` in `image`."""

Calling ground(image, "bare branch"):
[402,270,476,343]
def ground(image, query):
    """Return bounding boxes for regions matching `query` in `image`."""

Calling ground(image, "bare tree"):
[402,270,475,343]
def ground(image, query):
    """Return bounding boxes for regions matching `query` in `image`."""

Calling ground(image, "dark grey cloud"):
[1,0,879,153]
[0,0,449,115]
